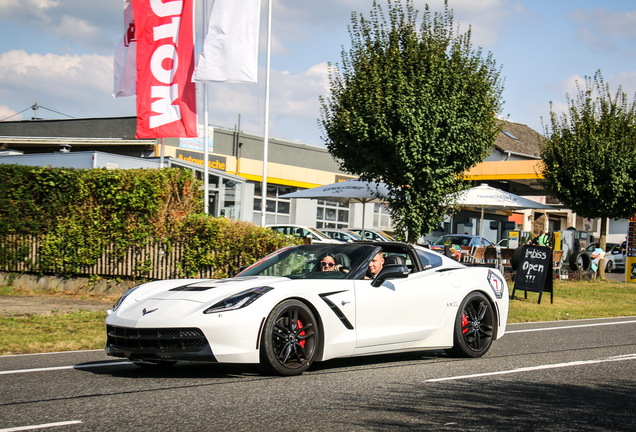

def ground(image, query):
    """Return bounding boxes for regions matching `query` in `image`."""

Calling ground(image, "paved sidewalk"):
[604,271,626,282]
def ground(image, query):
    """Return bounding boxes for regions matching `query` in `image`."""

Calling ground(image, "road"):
[1,317,635,432]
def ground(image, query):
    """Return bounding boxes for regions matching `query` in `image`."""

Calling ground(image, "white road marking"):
[507,319,636,334]
[0,350,103,358]
[0,361,131,375]
[426,353,636,382]
[0,420,82,431]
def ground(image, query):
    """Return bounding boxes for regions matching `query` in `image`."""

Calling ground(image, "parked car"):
[320,228,363,243]
[105,241,509,375]
[585,242,626,273]
[430,234,494,253]
[496,239,508,248]
[267,224,340,244]
[348,228,395,242]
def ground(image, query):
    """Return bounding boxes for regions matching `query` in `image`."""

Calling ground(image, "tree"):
[541,71,636,277]
[320,0,503,240]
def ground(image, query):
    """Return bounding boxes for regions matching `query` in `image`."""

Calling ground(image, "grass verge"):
[509,279,636,322]
[1,311,107,355]
[1,278,635,355]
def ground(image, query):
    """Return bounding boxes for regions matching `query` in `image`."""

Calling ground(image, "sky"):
[1,0,636,146]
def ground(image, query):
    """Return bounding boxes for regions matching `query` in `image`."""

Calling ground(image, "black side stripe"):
[319,291,354,330]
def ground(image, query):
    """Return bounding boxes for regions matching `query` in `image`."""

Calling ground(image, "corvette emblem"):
[142,308,158,316]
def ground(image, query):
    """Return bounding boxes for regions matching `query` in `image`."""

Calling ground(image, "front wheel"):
[446,292,495,358]
[605,260,614,273]
[260,300,319,376]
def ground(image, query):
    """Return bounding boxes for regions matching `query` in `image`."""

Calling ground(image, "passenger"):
[365,251,384,279]
[320,254,337,272]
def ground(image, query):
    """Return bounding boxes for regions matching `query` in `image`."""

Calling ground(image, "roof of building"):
[494,120,544,158]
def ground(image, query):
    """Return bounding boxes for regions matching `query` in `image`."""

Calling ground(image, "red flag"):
[132,0,197,138]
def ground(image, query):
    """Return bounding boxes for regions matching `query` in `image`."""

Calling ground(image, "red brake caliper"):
[296,319,305,348]
[461,313,469,334]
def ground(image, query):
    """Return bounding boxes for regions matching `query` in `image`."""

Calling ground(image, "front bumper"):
[105,325,218,363]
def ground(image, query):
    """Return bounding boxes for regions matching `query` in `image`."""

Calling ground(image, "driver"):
[320,254,337,271]
[365,251,384,279]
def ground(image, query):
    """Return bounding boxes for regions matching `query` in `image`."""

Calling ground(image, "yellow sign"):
[553,231,561,251]
[626,216,636,283]
[508,231,520,249]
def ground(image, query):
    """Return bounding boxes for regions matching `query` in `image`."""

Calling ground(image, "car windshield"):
[379,231,395,241]
[305,226,331,239]
[433,236,472,246]
[586,243,617,252]
[238,244,377,279]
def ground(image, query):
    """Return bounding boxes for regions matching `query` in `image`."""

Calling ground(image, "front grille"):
[107,325,209,352]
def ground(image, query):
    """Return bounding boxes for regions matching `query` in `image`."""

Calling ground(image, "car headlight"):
[203,286,273,314]
[112,285,141,312]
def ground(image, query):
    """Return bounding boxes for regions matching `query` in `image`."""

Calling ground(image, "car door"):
[611,244,625,268]
[353,268,448,349]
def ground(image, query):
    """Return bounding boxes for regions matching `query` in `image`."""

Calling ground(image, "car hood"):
[128,276,291,305]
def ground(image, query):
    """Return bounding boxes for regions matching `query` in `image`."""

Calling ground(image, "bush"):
[0,165,300,278]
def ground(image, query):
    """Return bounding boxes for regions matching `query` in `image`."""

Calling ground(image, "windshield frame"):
[237,243,379,279]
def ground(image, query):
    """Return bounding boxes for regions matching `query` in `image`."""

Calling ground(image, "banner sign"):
[626,216,636,283]
[193,0,261,83]
[132,0,197,138]
[114,0,136,98]
[512,245,553,304]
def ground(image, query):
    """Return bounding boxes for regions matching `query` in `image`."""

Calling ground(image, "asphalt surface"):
[1,317,635,431]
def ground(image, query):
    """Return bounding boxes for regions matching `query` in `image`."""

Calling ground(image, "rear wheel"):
[260,300,318,376]
[446,292,495,358]
[605,260,614,273]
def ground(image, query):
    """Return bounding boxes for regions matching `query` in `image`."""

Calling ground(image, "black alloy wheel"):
[260,299,318,376]
[446,291,495,358]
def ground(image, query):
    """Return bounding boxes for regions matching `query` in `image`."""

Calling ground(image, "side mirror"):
[371,264,410,287]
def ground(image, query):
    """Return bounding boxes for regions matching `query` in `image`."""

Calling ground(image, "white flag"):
[193,0,261,84]
[113,0,136,98]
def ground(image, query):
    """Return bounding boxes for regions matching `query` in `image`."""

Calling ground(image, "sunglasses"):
[320,261,335,268]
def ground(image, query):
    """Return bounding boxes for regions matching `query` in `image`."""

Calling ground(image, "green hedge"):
[0,165,301,278]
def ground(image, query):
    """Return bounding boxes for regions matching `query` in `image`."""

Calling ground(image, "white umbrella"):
[280,179,390,235]
[454,183,555,241]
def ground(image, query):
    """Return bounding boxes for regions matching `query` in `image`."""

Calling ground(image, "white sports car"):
[105,242,509,376]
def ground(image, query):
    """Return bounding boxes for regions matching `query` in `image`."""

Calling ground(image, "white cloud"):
[203,61,331,143]
[0,0,60,22]
[571,8,636,39]
[570,7,636,56]
[0,104,22,121]
[0,49,134,119]
[418,0,511,47]
[558,74,586,98]
[609,70,636,98]
[274,0,511,48]
[0,0,120,52]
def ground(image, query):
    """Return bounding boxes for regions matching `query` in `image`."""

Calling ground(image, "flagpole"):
[160,138,165,168]
[260,0,272,226]
[202,0,210,215]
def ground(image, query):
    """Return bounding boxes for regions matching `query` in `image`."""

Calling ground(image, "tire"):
[132,360,177,369]
[605,260,614,273]
[570,251,592,271]
[260,299,318,376]
[446,291,495,358]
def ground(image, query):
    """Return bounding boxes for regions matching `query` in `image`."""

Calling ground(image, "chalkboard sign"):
[512,245,553,304]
